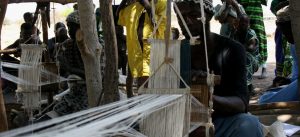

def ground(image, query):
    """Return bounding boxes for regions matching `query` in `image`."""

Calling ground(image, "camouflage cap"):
[66,11,80,24]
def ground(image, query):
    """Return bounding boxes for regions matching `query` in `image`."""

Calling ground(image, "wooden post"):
[0,0,9,132]
[0,85,8,132]
[41,8,51,62]
[164,0,171,59]
[290,0,300,95]
[76,0,103,107]
[99,0,120,105]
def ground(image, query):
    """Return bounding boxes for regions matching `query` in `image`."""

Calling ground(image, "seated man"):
[1,23,41,92]
[175,0,263,136]
[48,22,68,61]
[233,14,260,95]
[56,11,85,79]
[23,12,40,35]
[23,12,34,24]
[259,6,299,104]
[52,11,87,116]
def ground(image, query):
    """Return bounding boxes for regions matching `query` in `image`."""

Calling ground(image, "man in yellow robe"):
[118,0,166,86]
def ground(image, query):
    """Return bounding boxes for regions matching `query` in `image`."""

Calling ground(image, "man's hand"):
[139,0,156,27]
[246,38,257,53]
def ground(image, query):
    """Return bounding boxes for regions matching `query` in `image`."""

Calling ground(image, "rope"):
[198,0,210,74]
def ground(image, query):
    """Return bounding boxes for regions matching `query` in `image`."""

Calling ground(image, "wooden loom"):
[0,0,221,136]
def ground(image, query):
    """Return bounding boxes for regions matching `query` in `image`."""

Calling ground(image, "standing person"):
[259,5,299,104]
[238,0,268,79]
[112,5,127,75]
[270,0,292,86]
[175,0,263,136]
[275,5,298,82]
[117,0,166,87]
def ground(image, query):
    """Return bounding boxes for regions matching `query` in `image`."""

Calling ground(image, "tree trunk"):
[98,0,120,105]
[290,0,300,95]
[0,0,9,132]
[9,0,76,4]
[76,0,102,107]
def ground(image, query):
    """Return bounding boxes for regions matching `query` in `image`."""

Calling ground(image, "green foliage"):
[59,8,73,18]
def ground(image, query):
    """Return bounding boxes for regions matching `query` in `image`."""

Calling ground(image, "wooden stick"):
[249,101,300,111]
[9,0,77,4]
[0,48,18,54]
[251,108,300,115]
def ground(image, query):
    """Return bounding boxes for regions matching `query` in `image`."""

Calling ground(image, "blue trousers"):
[259,80,299,104]
[275,28,285,74]
[214,113,263,137]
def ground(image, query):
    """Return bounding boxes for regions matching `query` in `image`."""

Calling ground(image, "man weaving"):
[175,0,263,136]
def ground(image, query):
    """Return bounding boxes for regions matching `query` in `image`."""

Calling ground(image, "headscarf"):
[276,6,290,23]
[214,3,237,21]
[66,11,80,24]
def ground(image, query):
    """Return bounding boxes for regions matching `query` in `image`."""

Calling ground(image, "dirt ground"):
[251,63,276,104]
[1,16,278,104]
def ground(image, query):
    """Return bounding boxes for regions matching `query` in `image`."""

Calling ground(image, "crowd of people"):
[1,0,299,136]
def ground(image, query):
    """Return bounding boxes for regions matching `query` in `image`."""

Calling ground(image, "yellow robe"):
[118,0,166,78]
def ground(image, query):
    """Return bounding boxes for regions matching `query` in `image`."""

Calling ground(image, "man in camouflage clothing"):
[53,11,88,116]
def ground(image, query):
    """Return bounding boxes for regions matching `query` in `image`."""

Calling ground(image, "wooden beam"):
[249,101,300,111]
[251,108,300,115]
[0,0,9,132]
[8,0,76,4]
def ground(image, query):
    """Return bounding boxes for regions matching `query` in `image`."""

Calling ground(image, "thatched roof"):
[9,0,77,4]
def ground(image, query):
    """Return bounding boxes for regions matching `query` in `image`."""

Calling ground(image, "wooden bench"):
[250,101,300,137]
